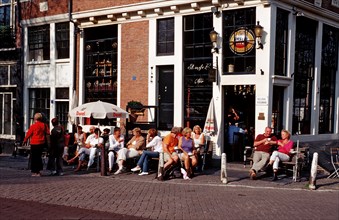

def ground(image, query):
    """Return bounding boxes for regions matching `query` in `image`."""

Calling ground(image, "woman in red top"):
[23,113,50,177]
[267,129,294,181]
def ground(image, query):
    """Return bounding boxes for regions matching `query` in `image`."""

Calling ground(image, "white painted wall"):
[23,20,73,130]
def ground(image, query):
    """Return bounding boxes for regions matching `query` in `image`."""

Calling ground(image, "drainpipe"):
[17,0,25,137]
[68,0,77,94]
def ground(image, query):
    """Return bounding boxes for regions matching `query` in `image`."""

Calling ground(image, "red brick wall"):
[73,0,150,12]
[120,21,149,111]
[20,0,68,20]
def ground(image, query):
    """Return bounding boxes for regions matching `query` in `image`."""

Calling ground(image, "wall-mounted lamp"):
[211,6,220,16]
[292,7,304,16]
[209,29,219,53]
[254,21,264,49]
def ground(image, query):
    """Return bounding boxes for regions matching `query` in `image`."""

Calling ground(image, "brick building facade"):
[15,0,339,158]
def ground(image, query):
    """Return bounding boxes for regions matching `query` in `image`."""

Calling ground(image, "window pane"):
[275,8,289,76]
[157,18,174,56]
[28,25,50,61]
[56,88,69,99]
[0,94,2,132]
[292,17,317,134]
[0,65,8,85]
[55,101,69,129]
[0,5,10,26]
[56,22,69,59]
[84,25,118,116]
[4,93,11,134]
[222,8,256,74]
[29,88,50,124]
[319,24,338,134]
[183,13,213,128]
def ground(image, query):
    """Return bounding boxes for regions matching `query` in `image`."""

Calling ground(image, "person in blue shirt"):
[227,112,245,161]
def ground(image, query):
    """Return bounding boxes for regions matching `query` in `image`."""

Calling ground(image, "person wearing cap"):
[23,112,50,177]
[114,127,145,175]
[47,118,65,176]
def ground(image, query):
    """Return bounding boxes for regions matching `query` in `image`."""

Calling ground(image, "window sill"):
[55,58,70,64]
[223,72,255,75]
[272,75,293,86]
[27,60,50,65]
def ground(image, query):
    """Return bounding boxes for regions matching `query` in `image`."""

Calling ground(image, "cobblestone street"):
[0,155,338,219]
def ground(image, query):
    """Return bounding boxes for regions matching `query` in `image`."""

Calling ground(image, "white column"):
[50,23,56,121]
[173,16,183,126]
[312,22,323,135]
[285,11,297,132]
[254,5,272,136]
[78,29,84,106]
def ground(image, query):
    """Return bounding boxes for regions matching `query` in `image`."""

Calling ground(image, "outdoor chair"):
[327,147,339,178]
[243,146,254,168]
[281,144,308,182]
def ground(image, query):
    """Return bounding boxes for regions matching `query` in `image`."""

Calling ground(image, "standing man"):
[47,118,65,176]
[249,127,277,180]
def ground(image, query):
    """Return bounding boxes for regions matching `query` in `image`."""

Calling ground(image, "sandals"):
[249,169,257,180]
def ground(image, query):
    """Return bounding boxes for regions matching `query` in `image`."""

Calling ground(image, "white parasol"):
[68,100,128,176]
[69,100,129,119]
[203,99,217,136]
[68,90,79,125]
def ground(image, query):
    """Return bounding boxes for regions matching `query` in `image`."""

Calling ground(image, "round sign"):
[229,28,255,55]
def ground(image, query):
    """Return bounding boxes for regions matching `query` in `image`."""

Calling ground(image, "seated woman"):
[267,129,294,181]
[65,125,87,161]
[178,127,198,179]
[192,125,205,153]
[108,127,124,172]
[114,127,145,175]
[131,128,163,176]
[68,128,103,172]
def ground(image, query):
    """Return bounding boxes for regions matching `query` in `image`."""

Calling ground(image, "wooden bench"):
[14,142,31,157]
[281,147,309,181]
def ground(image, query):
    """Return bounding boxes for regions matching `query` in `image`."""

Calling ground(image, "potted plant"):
[127,100,143,110]
[127,100,145,122]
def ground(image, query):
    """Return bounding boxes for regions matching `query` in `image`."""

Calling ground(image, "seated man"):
[249,126,277,179]
[69,128,103,172]
[163,127,180,171]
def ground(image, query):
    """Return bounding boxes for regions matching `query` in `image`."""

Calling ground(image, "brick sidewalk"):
[0,154,338,220]
[0,197,145,219]
[1,154,338,191]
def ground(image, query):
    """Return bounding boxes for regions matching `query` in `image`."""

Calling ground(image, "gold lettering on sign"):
[187,63,212,71]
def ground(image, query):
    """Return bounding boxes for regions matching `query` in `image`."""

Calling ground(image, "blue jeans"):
[137,151,159,172]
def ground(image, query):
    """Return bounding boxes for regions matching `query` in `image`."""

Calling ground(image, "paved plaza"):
[0,154,338,219]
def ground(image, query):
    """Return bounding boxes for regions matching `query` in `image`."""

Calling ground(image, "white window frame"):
[0,92,14,139]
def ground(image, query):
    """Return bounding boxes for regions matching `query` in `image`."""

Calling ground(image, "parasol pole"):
[186,88,190,128]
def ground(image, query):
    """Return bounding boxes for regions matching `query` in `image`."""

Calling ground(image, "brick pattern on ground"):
[0,155,338,219]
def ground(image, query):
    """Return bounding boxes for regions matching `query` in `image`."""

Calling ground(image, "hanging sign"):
[229,28,255,55]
